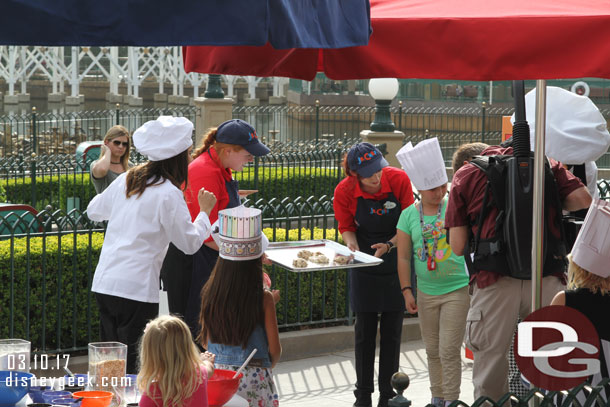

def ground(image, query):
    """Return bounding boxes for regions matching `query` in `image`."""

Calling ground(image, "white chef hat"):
[510,86,610,164]
[396,137,447,190]
[132,116,193,161]
[571,199,610,278]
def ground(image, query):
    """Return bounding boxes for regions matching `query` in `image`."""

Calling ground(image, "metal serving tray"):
[266,239,383,272]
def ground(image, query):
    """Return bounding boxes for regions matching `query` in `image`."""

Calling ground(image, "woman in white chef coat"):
[87,116,217,374]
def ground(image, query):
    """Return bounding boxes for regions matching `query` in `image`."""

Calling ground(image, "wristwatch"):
[385,241,395,252]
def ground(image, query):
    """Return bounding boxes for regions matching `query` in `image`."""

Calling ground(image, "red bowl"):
[72,390,113,407]
[207,369,243,407]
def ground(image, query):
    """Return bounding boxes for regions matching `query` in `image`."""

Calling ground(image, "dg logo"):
[514,305,600,391]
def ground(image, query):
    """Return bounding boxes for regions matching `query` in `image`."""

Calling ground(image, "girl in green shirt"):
[396,183,470,407]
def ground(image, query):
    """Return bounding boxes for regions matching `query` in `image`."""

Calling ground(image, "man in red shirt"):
[445,144,591,402]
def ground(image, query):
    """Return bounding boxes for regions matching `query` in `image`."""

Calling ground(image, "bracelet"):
[401,286,412,292]
[385,241,395,252]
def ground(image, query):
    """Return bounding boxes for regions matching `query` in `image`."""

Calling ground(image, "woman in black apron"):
[333,143,414,407]
[160,119,270,339]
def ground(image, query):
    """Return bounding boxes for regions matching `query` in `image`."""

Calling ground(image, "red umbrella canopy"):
[184,0,610,80]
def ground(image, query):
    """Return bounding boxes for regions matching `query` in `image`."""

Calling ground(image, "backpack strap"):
[464,155,511,275]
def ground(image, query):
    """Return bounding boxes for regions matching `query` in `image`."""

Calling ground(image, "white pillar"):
[70,46,79,97]
[223,75,237,98]
[109,47,119,94]
[19,47,27,95]
[58,47,65,94]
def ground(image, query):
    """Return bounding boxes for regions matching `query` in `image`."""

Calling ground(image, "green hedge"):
[0,232,103,351]
[1,173,97,212]
[0,228,348,351]
[2,168,341,211]
[236,167,342,201]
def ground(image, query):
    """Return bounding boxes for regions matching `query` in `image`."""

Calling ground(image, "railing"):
[0,196,350,354]
[0,106,198,156]
[394,375,610,406]
[2,104,609,166]
[289,75,610,105]
[0,148,354,211]
[3,181,610,354]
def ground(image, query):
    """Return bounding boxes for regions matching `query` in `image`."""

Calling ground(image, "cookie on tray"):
[297,249,314,260]
[293,258,308,268]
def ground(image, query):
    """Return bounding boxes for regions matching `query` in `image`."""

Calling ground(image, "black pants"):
[185,244,219,340]
[354,311,403,399]
[95,293,158,374]
[160,243,193,317]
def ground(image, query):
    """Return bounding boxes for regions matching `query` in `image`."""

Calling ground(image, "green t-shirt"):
[396,199,469,295]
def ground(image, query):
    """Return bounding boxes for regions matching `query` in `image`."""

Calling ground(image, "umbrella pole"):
[531,80,547,312]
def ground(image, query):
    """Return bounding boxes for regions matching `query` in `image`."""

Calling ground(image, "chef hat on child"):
[510,86,610,164]
[571,199,610,278]
[396,137,448,190]
[211,206,269,261]
[132,116,193,161]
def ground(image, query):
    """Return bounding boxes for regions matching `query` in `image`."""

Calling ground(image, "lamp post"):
[369,78,399,132]
[205,74,224,98]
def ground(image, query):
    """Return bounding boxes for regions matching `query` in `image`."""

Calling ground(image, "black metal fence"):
[2,104,609,166]
[0,106,198,156]
[0,195,349,354]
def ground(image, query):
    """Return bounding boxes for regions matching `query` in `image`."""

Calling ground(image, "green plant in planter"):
[0,227,348,351]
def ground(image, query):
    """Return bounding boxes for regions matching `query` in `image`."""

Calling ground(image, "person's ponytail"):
[192,128,218,159]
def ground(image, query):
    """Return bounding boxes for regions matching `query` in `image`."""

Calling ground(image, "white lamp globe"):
[368,78,399,100]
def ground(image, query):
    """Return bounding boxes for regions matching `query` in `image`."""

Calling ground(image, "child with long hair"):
[88,116,217,373]
[552,218,610,396]
[549,253,610,402]
[199,207,281,407]
[138,315,215,407]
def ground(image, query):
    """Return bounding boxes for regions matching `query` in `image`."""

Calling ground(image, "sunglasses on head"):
[112,140,129,147]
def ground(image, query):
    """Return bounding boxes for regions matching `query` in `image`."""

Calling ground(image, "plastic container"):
[51,397,82,406]
[0,339,31,372]
[28,384,52,403]
[0,370,34,406]
[122,374,138,405]
[71,391,113,407]
[87,342,126,399]
[207,369,243,407]
[41,390,71,404]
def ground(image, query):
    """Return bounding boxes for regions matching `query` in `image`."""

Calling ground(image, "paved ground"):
[273,339,475,407]
[160,290,476,407]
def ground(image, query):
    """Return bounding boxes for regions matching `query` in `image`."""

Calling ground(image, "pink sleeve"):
[263,272,272,289]
[138,393,157,407]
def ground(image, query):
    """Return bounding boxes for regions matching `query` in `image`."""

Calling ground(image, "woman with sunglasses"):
[91,125,132,193]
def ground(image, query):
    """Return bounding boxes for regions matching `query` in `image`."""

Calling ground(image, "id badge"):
[427,256,436,271]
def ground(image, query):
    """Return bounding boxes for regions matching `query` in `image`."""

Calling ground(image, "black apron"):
[349,192,404,313]
[184,178,241,336]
